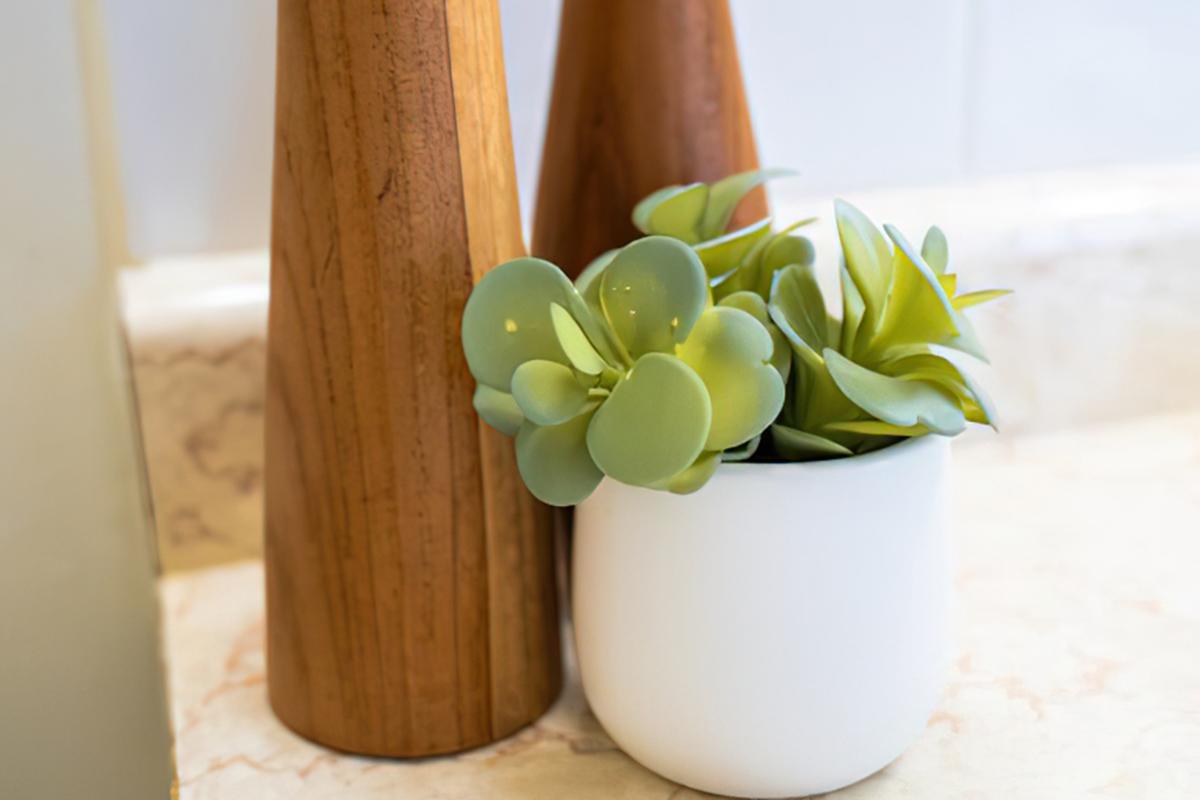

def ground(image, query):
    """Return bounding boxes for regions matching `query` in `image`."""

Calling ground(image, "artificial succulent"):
[462,236,784,506]
[634,169,1011,459]
[462,169,1010,504]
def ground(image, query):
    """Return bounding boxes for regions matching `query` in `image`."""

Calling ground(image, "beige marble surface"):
[161,411,1200,799]
[119,253,267,571]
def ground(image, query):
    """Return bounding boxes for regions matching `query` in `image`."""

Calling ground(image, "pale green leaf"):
[756,233,816,298]
[717,290,769,324]
[823,348,966,435]
[834,199,891,331]
[586,353,712,486]
[720,435,761,462]
[695,217,773,278]
[462,257,591,391]
[954,288,1013,310]
[839,264,865,357]
[600,236,708,359]
[676,307,785,451]
[768,263,828,354]
[637,183,709,243]
[511,359,590,426]
[656,451,721,495]
[770,424,853,459]
[825,419,928,436]
[515,407,603,506]
[867,224,959,355]
[549,303,608,375]
[473,385,524,436]
[921,226,949,274]
[700,168,793,239]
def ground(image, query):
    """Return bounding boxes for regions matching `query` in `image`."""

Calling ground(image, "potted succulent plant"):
[461,171,1009,798]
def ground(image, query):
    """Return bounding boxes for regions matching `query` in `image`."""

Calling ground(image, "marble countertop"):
[160,412,1200,799]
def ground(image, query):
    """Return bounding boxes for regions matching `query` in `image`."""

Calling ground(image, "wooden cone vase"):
[532,0,767,277]
[265,0,561,757]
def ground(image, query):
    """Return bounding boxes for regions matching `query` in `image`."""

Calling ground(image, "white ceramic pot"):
[572,435,952,798]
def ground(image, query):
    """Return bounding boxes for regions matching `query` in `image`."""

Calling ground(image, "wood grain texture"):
[531,0,768,277]
[265,0,561,757]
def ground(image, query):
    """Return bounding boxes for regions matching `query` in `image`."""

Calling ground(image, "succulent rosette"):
[634,170,1011,459]
[462,235,785,506]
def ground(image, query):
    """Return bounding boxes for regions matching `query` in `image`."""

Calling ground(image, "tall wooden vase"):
[265,0,561,757]
[532,0,767,277]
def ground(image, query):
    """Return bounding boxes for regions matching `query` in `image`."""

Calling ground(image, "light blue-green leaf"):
[770,424,853,459]
[718,290,769,323]
[701,168,793,239]
[835,199,891,332]
[473,385,524,436]
[823,348,966,435]
[462,257,590,391]
[575,249,617,307]
[636,183,709,243]
[867,224,959,355]
[954,288,1013,309]
[720,435,761,462]
[586,353,711,487]
[515,407,603,506]
[839,264,865,357]
[655,451,721,495]
[676,307,785,451]
[756,233,816,298]
[695,217,773,278]
[921,226,949,274]
[549,303,608,375]
[825,419,929,436]
[511,359,590,426]
[769,263,827,353]
[600,236,708,359]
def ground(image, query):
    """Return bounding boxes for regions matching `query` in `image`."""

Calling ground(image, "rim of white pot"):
[704,431,944,478]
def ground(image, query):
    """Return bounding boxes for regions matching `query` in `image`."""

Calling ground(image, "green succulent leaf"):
[883,352,998,430]
[867,224,960,356]
[770,424,853,459]
[656,451,721,495]
[633,183,709,243]
[515,407,603,506]
[473,385,524,436]
[954,288,1013,310]
[600,236,708,359]
[823,348,966,435]
[921,226,949,274]
[511,359,590,426]
[586,353,712,487]
[769,263,828,354]
[575,249,617,308]
[718,289,770,323]
[825,419,929,436]
[462,257,592,391]
[757,233,817,298]
[838,264,866,357]
[835,199,891,333]
[695,217,773,278]
[720,435,761,462]
[701,168,793,239]
[676,307,785,451]
[549,302,609,375]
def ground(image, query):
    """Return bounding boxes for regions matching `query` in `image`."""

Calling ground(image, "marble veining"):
[161,411,1200,798]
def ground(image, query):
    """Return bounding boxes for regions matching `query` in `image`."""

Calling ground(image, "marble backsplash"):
[119,162,1200,572]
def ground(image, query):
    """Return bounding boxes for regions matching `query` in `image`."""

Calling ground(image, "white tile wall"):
[100,0,276,259]
[95,0,1200,259]
[967,0,1200,175]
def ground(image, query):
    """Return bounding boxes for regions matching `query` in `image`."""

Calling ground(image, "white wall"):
[0,3,173,799]
[97,0,1200,258]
